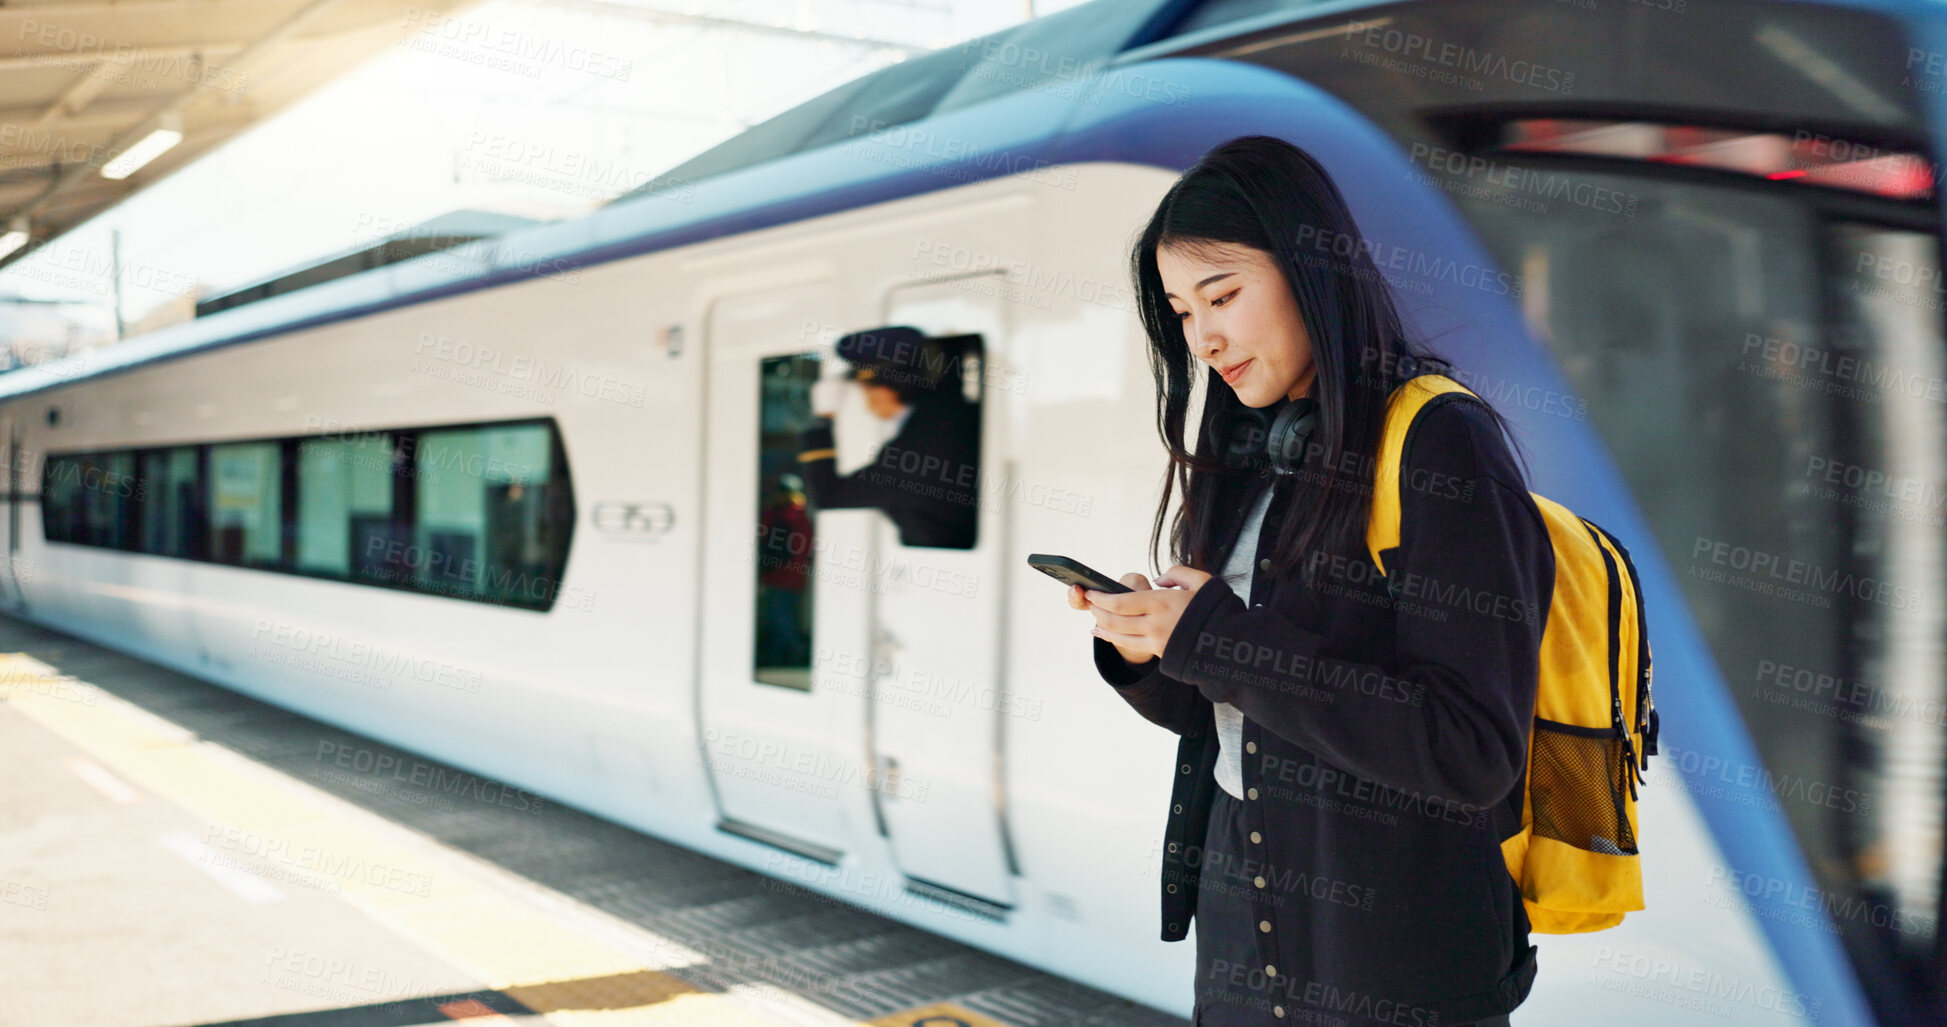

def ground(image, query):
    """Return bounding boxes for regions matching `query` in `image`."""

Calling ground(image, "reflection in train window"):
[209,441,283,566]
[1465,170,1945,1020]
[412,423,569,607]
[42,452,149,550]
[298,434,397,580]
[753,353,818,691]
[39,417,576,611]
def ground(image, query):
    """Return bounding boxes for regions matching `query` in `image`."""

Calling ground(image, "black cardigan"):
[1093,394,1555,1025]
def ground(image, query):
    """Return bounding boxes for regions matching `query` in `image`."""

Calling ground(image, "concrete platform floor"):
[0,611,1188,1027]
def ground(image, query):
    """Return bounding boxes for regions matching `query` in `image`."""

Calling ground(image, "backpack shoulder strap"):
[1366,373,1478,576]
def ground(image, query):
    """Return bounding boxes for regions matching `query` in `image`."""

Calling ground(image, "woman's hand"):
[1069,564,1213,663]
[1069,572,1154,664]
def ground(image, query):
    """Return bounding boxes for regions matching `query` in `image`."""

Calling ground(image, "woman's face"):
[1157,239,1315,407]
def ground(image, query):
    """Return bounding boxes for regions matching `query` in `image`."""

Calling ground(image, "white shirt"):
[1213,481,1275,800]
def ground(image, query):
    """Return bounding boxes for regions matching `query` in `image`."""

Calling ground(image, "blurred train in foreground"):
[3,0,1944,1021]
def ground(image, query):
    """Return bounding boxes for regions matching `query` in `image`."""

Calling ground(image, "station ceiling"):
[0,0,477,273]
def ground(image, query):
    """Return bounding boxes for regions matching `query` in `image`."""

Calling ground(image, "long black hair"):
[1129,134,1530,589]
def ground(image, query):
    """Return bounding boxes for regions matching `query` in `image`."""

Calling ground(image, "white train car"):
[3,0,1943,1022]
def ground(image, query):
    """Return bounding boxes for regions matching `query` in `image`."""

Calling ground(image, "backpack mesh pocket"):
[1530,720,1637,856]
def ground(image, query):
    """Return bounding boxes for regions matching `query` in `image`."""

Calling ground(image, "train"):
[3,0,1943,1021]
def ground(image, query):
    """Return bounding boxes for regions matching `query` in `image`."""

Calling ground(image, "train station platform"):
[0,612,1188,1027]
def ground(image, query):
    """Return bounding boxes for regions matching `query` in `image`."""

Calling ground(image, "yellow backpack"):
[1366,374,1659,933]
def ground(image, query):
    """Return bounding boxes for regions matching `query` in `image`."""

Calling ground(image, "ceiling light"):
[0,218,27,261]
[102,110,184,181]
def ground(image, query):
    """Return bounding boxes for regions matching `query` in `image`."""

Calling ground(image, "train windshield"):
[1164,0,1947,1015]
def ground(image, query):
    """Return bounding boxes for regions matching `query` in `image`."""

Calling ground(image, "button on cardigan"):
[1092,394,1555,1025]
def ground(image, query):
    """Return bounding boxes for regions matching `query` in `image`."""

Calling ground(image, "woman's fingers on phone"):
[1120,572,1151,591]
[1085,587,1127,611]
[1075,584,1116,610]
[1155,563,1211,591]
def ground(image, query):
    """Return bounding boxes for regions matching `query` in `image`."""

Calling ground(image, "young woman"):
[1068,135,1555,1026]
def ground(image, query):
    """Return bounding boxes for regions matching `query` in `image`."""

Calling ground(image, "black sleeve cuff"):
[1093,635,1160,687]
[1157,572,1327,704]
[1158,573,1244,684]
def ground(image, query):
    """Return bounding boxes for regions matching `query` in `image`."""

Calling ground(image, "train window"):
[1460,170,1945,1019]
[930,0,1186,115]
[791,43,971,156]
[41,451,139,549]
[410,422,569,607]
[40,454,87,545]
[209,441,283,567]
[40,418,575,610]
[85,452,137,550]
[138,446,203,559]
[754,353,819,691]
[41,449,180,553]
[296,434,397,580]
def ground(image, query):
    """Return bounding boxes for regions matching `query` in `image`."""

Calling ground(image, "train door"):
[865,281,1015,912]
[698,280,869,862]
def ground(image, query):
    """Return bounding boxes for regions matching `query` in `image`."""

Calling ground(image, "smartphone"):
[1027,553,1132,593]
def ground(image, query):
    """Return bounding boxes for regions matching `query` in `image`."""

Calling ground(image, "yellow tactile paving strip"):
[0,653,1022,1027]
[502,969,709,1014]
